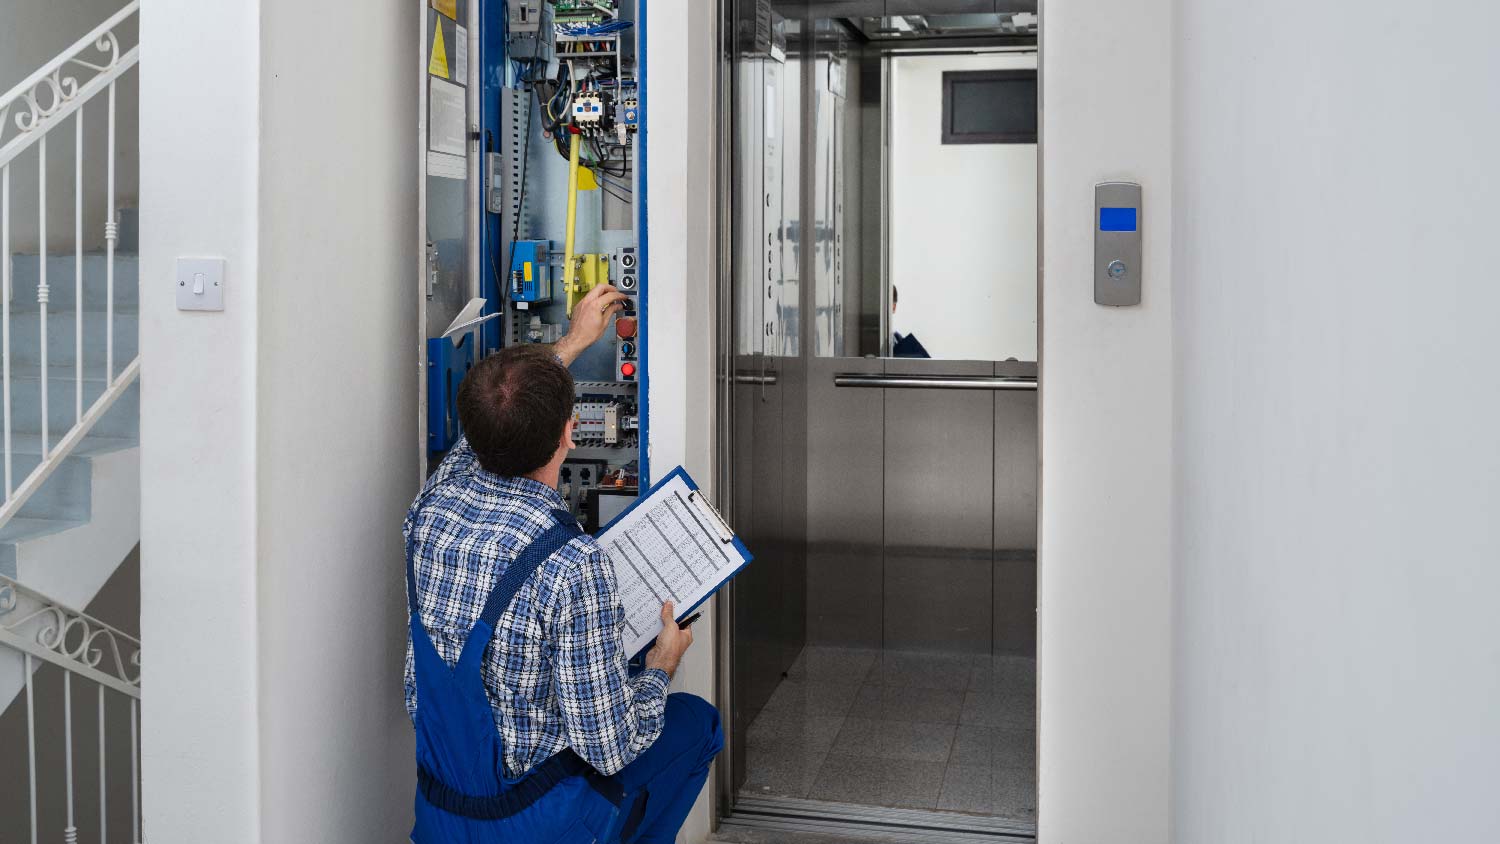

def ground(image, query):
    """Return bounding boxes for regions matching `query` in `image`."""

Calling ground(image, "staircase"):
[0,4,144,840]
[0,211,139,608]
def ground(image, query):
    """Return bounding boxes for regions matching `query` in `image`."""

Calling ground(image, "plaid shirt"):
[404,438,670,778]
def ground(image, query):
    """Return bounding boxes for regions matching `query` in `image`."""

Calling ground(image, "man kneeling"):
[403,287,722,843]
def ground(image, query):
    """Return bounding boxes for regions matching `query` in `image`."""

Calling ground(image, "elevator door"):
[719,0,1040,831]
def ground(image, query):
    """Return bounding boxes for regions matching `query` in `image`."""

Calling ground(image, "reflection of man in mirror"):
[890,285,931,358]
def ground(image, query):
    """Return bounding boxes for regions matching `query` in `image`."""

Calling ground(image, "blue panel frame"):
[637,0,651,489]
[480,0,508,355]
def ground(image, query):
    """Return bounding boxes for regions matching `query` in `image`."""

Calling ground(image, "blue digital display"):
[1099,207,1138,232]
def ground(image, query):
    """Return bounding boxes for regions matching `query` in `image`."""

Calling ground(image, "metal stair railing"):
[1,574,142,844]
[0,1,141,529]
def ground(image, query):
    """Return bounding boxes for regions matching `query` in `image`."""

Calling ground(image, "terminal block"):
[554,0,617,25]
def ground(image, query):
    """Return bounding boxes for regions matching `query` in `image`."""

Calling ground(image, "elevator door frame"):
[712,1,1045,836]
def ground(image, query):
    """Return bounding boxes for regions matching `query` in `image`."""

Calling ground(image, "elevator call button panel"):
[1094,181,1142,307]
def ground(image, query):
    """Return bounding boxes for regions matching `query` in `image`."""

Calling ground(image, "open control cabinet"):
[420,0,651,517]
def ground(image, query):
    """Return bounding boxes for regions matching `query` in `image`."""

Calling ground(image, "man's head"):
[457,345,575,478]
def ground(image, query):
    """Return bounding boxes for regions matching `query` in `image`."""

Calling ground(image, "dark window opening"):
[941,69,1037,145]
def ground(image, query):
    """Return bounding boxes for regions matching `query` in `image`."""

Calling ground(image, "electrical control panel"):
[411,0,647,514]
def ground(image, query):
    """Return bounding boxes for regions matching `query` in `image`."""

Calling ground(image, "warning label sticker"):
[429,23,450,79]
[430,0,457,21]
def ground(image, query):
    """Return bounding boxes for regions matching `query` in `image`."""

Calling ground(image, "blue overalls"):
[406,506,724,844]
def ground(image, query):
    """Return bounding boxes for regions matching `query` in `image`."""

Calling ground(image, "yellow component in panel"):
[565,253,610,318]
[577,166,600,192]
[428,24,450,79]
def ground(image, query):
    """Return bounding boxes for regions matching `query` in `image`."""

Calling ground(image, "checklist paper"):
[595,467,753,657]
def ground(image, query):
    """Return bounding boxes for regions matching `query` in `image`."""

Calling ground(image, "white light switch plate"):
[176,257,225,311]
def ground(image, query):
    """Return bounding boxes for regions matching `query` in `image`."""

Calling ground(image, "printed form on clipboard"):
[595,467,753,657]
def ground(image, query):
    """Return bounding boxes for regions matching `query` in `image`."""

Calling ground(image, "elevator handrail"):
[833,374,1038,391]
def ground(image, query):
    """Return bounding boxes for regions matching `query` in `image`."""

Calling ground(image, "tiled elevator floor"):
[740,646,1037,820]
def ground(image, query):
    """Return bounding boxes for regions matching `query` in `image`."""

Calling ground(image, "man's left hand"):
[556,284,629,366]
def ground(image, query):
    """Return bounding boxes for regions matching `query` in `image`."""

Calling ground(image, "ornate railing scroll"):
[2,573,143,844]
[0,573,140,698]
[0,2,140,168]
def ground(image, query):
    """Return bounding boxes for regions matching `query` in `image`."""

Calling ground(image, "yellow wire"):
[563,132,582,317]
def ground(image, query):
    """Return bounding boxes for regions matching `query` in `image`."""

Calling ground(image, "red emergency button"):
[616,318,638,339]
[621,362,637,378]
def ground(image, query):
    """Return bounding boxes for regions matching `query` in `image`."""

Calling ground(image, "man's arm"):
[552,284,628,366]
[552,546,671,775]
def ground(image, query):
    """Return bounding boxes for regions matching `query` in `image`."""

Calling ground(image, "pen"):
[678,612,702,630]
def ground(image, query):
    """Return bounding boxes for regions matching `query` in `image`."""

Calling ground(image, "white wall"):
[0,0,139,252]
[889,52,1037,361]
[1038,0,1174,841]
[139,0,263,839]
[645,1,720,840]
[254,0,418,839]
[141,0,417,840]
[1170,2,1500,841]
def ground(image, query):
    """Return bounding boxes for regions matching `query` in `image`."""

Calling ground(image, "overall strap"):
[405,527,420,616]
[462,509,582,660]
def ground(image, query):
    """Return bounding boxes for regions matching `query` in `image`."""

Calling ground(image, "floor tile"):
[869,650,972,691]
[968,655,1036,693]
[787,645,880,686]
[937,764,995,814]
[741,739,830,799]
[808,754,945,811]
[808,753,885,805]
[877,720,957,763]
[848,684,965,723]
[883,759,946,810]
[960,686,1035,729]
[830,717,956,763]
[992,765,1038,820]
[762,678,862,718]
[948,724,996,768]
[746,711,846,752]
[991,728,1035,770]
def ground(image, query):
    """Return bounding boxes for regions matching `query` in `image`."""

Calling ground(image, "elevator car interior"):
[714,3,1039,840]
[419,1,1041,840]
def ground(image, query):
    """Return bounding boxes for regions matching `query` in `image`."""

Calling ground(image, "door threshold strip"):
[721,794,1037,843]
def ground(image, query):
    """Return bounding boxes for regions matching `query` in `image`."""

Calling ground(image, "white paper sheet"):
[428,77,466,156]
[596,469,752,657]
[454,24,469,82]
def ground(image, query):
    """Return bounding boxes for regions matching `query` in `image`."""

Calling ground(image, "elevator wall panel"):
[993,368,1038,655]
[806,356,885,647]
[882,359,995,654]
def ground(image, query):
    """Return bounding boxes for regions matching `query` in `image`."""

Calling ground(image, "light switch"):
[177,257,225,311]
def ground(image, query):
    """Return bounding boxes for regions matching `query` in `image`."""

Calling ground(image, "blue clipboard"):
[596,466,753,659]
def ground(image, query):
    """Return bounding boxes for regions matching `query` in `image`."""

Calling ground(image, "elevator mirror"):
[802,13,1039,361]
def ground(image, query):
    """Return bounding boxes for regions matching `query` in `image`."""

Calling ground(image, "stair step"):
[1,364,140,439]
[5,309,138,369]
[6,431,137,458]
[4,449,93,522]
[0,515,88,544]
[8,254,140,310]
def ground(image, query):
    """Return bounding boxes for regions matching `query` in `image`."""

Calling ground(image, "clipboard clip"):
[688,490,736,544]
